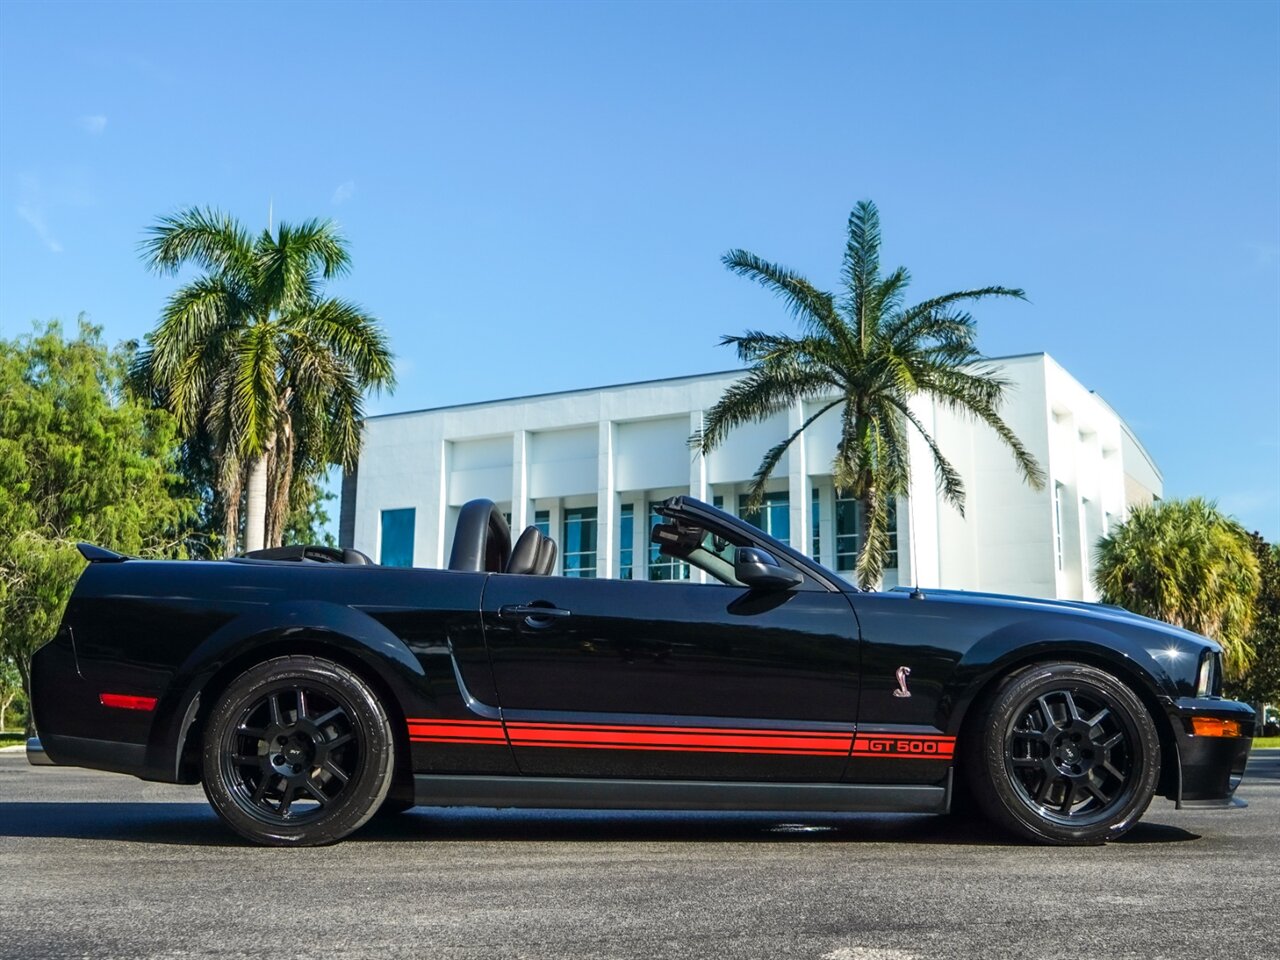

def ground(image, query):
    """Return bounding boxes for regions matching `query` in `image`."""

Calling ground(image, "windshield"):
[649,518,746,586]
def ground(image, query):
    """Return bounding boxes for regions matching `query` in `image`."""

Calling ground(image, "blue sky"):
[1,0,1277,538]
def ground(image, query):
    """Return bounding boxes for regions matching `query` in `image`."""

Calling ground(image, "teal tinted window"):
[380,508,415,567]
[738,491,790,544]
[619,503,634,580]
[534,509,550,538]
[835,496,860,571]
[811,487,820,560]
[562,506,597,578]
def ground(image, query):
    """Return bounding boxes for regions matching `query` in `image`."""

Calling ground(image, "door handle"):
[498,603,572,626]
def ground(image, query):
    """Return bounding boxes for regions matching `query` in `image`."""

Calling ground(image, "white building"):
[340,353,1162,601]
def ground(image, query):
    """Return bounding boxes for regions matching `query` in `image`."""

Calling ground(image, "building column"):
[689,410,708,581]
[634,493,649,580]
[432,439,451,567]
[689,411,709,502]
[511,430,529,533]
[596,420,616,579]
[904,396,941,590]
[818,482,836,571]
[788,400,809,554]
[545,500,564,576]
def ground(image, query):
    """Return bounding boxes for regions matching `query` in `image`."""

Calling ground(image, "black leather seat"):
[535,535,557,575]
[506,526,544,575]
[448,500,512,572]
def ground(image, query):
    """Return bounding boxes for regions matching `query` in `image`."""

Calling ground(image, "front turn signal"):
[1190,717,1242,738]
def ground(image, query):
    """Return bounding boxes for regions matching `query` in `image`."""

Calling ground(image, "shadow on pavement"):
[0,801,1200,848]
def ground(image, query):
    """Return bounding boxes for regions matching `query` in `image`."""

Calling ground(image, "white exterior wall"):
[348,354,1162,600]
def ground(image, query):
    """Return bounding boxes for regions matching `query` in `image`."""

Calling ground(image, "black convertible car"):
[28,496,1253,846]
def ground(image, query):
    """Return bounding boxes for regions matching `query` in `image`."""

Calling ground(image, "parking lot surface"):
[1,748,1277,960]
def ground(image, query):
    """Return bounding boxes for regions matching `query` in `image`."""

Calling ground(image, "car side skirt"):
[412,774,949,813]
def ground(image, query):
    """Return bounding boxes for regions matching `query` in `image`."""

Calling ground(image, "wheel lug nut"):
[292,764,302,774]
[273,755,285,764]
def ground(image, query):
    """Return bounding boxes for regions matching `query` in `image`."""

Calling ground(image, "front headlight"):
[1196,651,1221,697]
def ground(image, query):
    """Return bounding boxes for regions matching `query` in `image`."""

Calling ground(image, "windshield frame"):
[652,495,846,592]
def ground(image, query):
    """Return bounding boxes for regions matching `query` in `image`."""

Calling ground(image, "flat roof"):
[365,352,1049,422]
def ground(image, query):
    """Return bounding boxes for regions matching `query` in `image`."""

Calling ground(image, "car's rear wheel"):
[202,655,394,846]
[965,661,1160,845]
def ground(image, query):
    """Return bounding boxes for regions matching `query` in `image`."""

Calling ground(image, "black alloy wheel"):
[1005,687,1133,821]
[202,656,394,846]
[965,662,1161,845]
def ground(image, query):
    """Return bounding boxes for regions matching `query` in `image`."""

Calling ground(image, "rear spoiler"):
[77,543,129,563]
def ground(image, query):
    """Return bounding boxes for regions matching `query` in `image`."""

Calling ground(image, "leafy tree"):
[1094,498,1260,680]
[284,472,338,548]
[0,319,193,735]
[135,208,394,555]
[0,656,24,733]
[698,200,1044,588]
[1231,534,1280,703]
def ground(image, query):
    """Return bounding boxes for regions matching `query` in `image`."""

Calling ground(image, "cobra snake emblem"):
[893,665,912,698]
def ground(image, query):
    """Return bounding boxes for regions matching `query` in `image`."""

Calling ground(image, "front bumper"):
[1167,697,1254,807]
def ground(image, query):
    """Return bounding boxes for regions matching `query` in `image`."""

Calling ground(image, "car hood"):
[881,586,1221,653]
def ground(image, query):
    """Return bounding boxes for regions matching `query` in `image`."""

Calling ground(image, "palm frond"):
[840,200,881,345]
[890,398,965,512]
[900,286,1027,321]
[740,399,843,511]
[278,218,350,279]
[697,364,833,453]
[874,265,912,318]
[230,323,281,458]
[293,298,395,389]
[141,207,255,281]
[721,250,855,355]
[934,387,1045,491]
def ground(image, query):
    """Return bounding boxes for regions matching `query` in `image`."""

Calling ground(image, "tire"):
[201,655,395,846]
[964,661,1160,845]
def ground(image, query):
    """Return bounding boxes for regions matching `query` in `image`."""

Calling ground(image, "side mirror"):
[734,547,803,590]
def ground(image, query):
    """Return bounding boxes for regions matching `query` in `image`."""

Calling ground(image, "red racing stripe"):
[406,718,953,760]
[505,724,852,754]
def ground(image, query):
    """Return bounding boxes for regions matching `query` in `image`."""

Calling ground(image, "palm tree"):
[137,208,394,555]
[1094,498,1260,678]
[699,200,1044,588]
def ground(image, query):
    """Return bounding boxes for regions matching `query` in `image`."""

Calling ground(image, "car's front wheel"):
[202,655,394,846]
[965,661,1160,845]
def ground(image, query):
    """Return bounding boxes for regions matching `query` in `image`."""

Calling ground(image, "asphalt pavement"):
[1,747,1277,960]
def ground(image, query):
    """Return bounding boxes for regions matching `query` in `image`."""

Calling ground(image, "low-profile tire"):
[201,655,394,847]
[964,661,1160,845]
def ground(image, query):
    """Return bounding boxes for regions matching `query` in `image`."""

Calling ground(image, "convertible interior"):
[244,496,768,588]
[442,497,755,587]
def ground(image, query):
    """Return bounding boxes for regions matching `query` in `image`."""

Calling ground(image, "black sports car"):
[28,496,1254,846]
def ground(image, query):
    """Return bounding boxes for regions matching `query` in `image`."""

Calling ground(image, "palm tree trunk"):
[220,457,243,558]
[244,454,269,552]
[266,411,294,548]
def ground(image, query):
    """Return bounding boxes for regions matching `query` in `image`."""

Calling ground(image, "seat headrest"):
[507,526,544,576]
[448,499,512,572]
[535,536,557,576]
